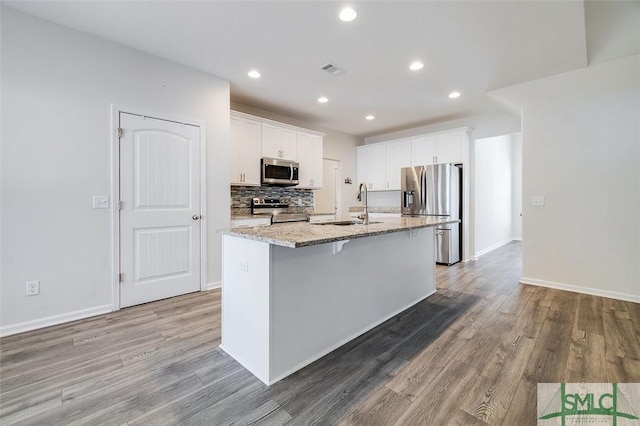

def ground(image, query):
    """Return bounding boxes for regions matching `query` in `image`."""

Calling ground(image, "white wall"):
[364,111,521,144]
[511,134,523,240]
[230,103,363,216]
[1,9,230,334]
[474,135,514,256]
[491,54,640,301]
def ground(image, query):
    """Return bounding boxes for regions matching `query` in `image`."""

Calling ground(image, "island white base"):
[221,227,436,385]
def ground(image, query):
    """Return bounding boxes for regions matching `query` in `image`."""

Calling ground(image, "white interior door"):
[315,159,341,216]
[119,112,201,308]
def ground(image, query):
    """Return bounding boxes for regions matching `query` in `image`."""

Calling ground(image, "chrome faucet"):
[357,182,369,225]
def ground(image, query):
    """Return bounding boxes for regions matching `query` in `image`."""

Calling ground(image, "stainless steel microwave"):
[261,157,299,186]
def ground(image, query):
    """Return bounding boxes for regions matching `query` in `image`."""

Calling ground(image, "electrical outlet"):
[532,195,545,206]
[92,195,110,209]
[26,280,40,296]
[239,260,249,272]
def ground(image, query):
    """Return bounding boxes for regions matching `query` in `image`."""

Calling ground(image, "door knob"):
[192,215,201,221]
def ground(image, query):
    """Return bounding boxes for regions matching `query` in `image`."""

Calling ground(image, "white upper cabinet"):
[358,128,468,191]
[297,132,323,189]
[262,123,298,161]
[435,131,463,164]
[384,139,412,190]
[357,140,410,191]
[230,115,262,186]
[411,135,437,166]
[411,132,462,165]
[230,111,324,188]
[357,144,386,191]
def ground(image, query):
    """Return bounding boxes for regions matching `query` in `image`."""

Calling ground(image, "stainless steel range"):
[251,198,309,224]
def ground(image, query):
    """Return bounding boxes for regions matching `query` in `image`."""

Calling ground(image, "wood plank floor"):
[2,241,639,425]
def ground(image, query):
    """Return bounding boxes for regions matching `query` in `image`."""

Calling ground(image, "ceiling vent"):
[321,62,347,76]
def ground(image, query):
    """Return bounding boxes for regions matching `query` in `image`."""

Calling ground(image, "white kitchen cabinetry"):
[231,217,272,228]
[411,131,462,165]
[357,144,386,191]
[230,115,262,186]
[297,132,323,189]
[434,131,463,164]
[262,123,298,161]
[411,135,437,166]
[358,129,467,191]
[357,140,410,191]
[384,139,412,190]
[231,111,324,188]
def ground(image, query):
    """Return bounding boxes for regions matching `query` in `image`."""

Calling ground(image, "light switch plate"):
[93,195,110,209]
[532,195,545,206]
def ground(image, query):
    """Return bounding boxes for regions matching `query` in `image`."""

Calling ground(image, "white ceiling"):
[3,1,639,137]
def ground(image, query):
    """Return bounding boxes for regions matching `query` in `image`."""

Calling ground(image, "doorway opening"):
[314,158,342,217]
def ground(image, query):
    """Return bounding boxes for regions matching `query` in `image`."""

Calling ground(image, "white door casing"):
[119,112,201,308]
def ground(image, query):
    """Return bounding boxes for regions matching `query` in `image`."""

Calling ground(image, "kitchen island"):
[221,216,458,385]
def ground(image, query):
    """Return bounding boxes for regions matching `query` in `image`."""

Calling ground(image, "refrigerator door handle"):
[420,167,426,210]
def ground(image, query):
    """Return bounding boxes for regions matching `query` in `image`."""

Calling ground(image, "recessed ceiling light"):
[409,61,424,71]
[248,70,261,79]
[365,115,375,120]
[339,7,357,22]
[318,97,328,103]
[448,91,461,99]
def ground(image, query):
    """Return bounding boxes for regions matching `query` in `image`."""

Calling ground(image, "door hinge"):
[119,273,124,283]
[117,201,123,210]
[117,128,124,138]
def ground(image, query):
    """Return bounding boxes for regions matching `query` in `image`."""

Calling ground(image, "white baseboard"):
[520,277,640,303]
[475,239,513,258]
[0,304,113,337]
[206,281,221,291]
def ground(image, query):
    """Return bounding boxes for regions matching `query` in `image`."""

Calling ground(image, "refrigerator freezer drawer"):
[435,226,460,265]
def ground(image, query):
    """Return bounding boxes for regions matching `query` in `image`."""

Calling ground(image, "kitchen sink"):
[313,220,382,226]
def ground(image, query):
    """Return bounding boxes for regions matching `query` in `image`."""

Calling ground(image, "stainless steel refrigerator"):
[401,164,461,265]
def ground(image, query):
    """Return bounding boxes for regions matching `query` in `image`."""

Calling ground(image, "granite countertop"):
[223,216,460,248]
